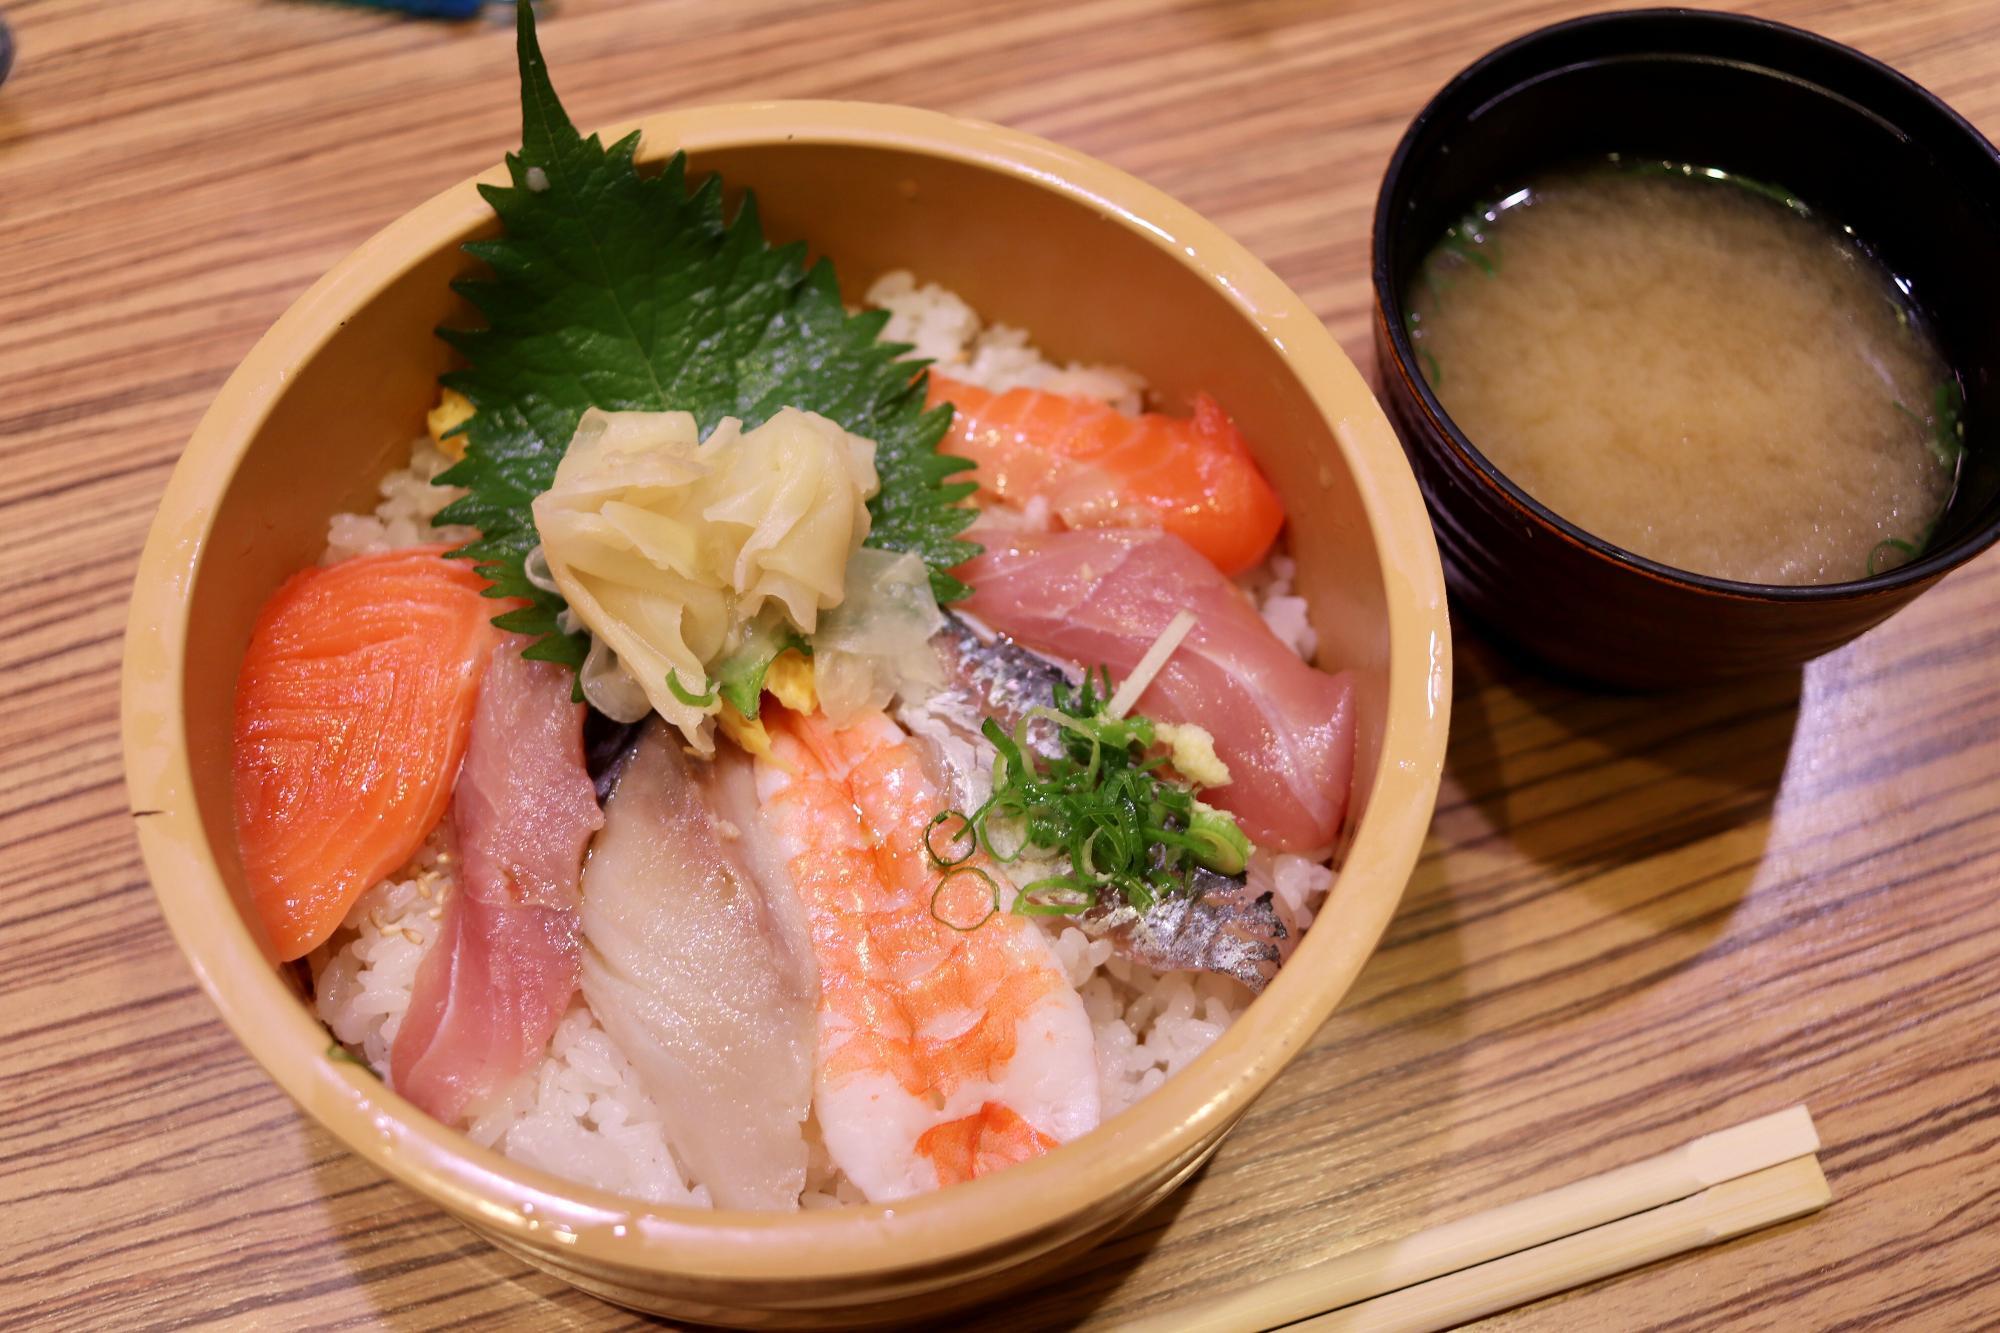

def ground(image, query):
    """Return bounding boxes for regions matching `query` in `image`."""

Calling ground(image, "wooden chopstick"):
[1123,1107,1825,1333]
[1290,1156,1831,1332]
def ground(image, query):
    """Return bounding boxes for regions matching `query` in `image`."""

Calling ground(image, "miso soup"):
[1406,163,1961,585]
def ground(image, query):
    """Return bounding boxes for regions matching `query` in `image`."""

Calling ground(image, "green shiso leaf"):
[433,0,980,667]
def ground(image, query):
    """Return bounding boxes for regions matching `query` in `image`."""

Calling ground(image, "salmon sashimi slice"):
[755,707,1099,1201]
[391,640,603,1124]
[580,725,819,1210]
[927,373,1285,575]
[961,528,1356,855]
[233,545,501,961]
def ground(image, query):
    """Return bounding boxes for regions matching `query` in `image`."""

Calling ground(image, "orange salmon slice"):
[927,374,1285,575]
[232,545,500,960]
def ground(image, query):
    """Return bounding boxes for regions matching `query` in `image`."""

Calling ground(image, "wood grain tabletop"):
[4,0,1998,1328]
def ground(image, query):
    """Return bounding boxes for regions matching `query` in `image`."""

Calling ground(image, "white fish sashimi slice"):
[579,724,819,1210]
[756,707,1100,1202]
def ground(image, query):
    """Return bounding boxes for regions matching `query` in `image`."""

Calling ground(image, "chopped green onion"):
[1418,348,1444,387]
[1869,536,1919,575]
[666,670,717,708]
[926,810,975,868]
[928,662,1254,927]
[1930,380,1966,467]
[930,865,999,932]
[1187,804,1252,875]
[327,1042,377,1077]
[1893,382,1966,469]
[714,610,809,719]
[1013,874,1099,916]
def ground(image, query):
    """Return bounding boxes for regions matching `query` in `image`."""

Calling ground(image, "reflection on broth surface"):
[1407,162,1961,585]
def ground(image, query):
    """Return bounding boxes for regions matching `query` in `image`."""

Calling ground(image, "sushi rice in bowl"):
[122,7,1449,1323]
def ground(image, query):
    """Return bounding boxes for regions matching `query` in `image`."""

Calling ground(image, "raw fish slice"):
[959,528,1355,854]
[756,707,1099,1202]
[1079,866,1294,992]
[393,894,581,1116]
[906,619,1294,992]
[233,545,500,961]
[928,374,1284,575]
[579,725,819,1210]
[924,615,1073,769]
[391,641,603,1123]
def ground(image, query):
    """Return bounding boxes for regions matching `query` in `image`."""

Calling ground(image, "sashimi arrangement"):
[237,3,1357,1211]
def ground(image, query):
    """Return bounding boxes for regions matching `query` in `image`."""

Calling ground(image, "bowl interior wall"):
[186,139,1397,953]
[1378,20,2000,558]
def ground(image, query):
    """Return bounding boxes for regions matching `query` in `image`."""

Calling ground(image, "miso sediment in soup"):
[1406,164,1962,585]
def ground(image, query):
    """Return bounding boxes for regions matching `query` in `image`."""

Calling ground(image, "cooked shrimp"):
[755,706,1100,1200]
[927,373,1284,575]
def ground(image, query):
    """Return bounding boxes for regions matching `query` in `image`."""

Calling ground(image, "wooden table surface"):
[6,0,1999,1328]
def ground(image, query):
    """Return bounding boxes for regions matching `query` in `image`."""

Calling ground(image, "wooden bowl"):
[121,102,1449,1327]
[1371,10,2000,688]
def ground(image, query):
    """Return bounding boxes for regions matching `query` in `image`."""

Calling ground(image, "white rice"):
[321,440,474,564]
[310,837,450,1069]
[868,270,1148,414]
[464,1006,708,1208]
[1049,927,1248,1116]
[1238,552,1319,662]
[310,277,1337,1208]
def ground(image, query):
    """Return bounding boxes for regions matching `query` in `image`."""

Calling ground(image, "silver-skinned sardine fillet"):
[910,615,1297,993]
[1079,866,1294,993]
